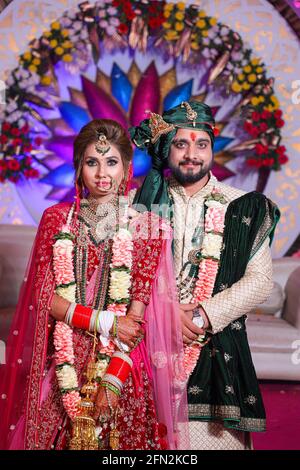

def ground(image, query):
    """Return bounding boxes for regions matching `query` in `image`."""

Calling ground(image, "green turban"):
[129,100,216,210]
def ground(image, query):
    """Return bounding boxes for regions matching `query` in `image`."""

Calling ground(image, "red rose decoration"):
[11,127,21,137]
[0,160,7,170]
[278,154,288,165]
[24,168,39,178]
[23,144,33,153]
[274,110,282,119]
[261,110,272,120]
[255,143,268,156]
[21,123,29,134]
[117,23,129,34]
[276,145,286,155]
[2,122,11,132]
[259,122,268,133]
[9,175,19,183]
[251,111,260,121]
[34,137,43,146]
[12,138,22,146]
[7,159,20,171]
[275,118,284,128]
[0,135,8,144]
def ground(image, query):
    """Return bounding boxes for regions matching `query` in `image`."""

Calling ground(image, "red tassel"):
[213,127,220,137]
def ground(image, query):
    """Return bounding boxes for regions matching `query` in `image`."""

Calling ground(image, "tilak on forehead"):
[190,132,197,142]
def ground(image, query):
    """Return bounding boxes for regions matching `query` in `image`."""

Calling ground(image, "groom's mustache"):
[179,159,203,166]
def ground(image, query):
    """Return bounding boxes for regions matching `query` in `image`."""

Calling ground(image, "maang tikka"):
[95,132,111,155]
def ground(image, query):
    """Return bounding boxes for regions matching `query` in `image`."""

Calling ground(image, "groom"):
[129,101,280,450]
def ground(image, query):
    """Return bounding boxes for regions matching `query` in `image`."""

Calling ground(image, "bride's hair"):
[73,119,133,193]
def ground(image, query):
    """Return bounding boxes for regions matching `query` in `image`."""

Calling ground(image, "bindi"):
[190,132,197,142]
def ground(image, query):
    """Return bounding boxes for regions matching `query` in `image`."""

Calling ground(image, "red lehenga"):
[0,201,188,450]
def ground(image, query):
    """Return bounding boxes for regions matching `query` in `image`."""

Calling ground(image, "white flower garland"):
[184,187,228,377]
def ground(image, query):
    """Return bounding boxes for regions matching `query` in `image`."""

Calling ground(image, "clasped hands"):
[180,303,210,345]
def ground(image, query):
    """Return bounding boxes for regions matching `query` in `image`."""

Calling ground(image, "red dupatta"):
[0,202,189,450]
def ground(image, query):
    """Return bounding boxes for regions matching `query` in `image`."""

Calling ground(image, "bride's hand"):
[115,316,144,349]
[50,293,70,321]
[92,387,119,422]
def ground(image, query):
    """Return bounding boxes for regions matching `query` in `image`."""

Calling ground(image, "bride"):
[0,119,188,450]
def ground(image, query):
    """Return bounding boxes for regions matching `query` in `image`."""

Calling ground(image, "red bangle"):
[72,304,93,330]
[106,357,131,384]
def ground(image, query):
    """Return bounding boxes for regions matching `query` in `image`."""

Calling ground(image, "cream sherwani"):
[168,172,273,450]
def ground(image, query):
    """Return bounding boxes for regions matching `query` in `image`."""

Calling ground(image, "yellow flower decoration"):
[43,31,52,38]
[61,29,69,38]
[23,51,32,61]
[62,40,73,49]
[177,2,186,10]
[162,22,172,29]
[28,64,37,73]
[242,82,251,90]
[175,12,184,21]
[50,39,58,48]
[62,54,73,63]
[41,75,52,86]
[232,81,242,93]
[267,104,274,112]
[251,97,260,106]
[237,73,245,82]
[32,58,41,66]
[164,11,171,18]
[198,10,206,18]
[51,21,60,30]
[191,41,200,50]
[258,95,265,103]
[55,46,64,56]
[243,65,252,73]
[209,17,217,26]
[248,73,257,83]
[202,30,208,37]
[164,3,174,11]
[175,22,184,31]
[251,58,260,66]
[165,30,179,41]
[256,67,263,74]
[196,19,206,29]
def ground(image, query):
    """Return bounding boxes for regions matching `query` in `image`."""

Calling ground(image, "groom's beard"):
[168,157,214,185]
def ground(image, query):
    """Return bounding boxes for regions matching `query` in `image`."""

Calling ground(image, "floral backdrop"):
[0,0,299,258]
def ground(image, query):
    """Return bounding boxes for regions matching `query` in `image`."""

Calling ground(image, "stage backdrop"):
[0,0,300,258]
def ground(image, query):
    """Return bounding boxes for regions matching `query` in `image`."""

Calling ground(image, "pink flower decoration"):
[184,344,202,377]
[54,322,75,364]
[53,241,75,285]
[62,390,81,420]
[205,207,225,233]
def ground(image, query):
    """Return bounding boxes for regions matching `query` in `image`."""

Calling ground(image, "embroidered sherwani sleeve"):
[200,237,273,334]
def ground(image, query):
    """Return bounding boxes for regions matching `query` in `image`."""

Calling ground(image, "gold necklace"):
[79,195,119,245]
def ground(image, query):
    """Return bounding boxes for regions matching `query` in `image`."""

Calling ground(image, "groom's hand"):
[179,303,206,345]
